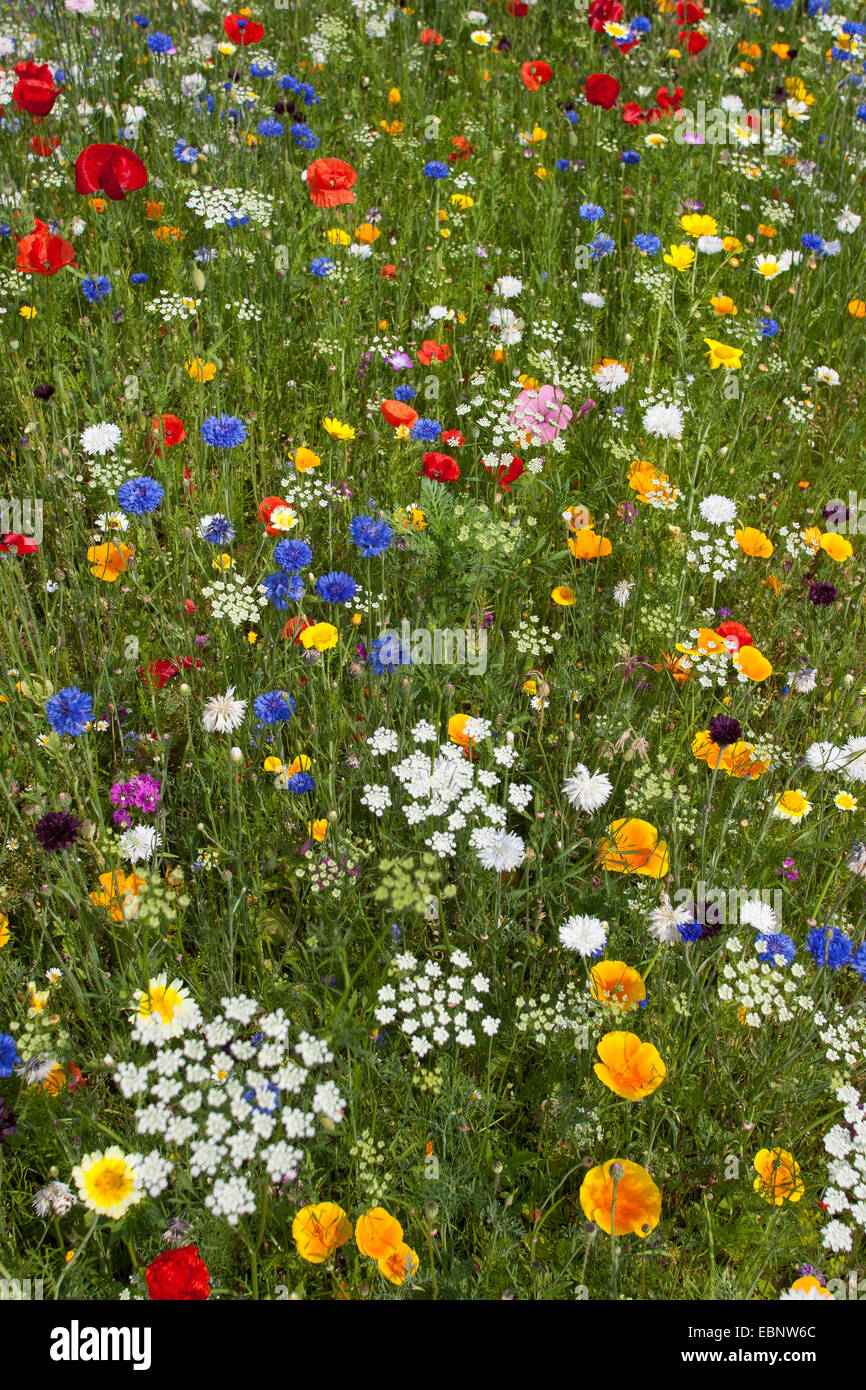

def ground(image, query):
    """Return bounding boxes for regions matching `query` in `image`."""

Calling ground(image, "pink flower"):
[509,384,573,442]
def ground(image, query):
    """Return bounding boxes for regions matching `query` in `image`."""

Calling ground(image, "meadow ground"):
[1,0,866,1306]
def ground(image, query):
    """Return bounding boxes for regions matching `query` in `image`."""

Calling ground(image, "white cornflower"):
[804,740,846,772]
[32,1181,77,1218]
[788,667,817,694]
[559,914,608,957]
[739,898,777,933]
[642,402,683,439]
[473,828,525,872]
[648,892,694,943]
[699,494,737,525]
[612,579,634,607]
[492,275,523,299]
[562,764,613,813]
[81,422,122,456]
[202,686,248,733]
[840,737,866,783]
[119,824,161,864]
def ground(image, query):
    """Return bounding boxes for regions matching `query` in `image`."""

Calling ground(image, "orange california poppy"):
[86,540,134,582]
[752,1149,804,1206]
[292,1202,352,1263]
[735,526,773,558]
[88,870,146,922]
[568,528,612,560]
[732,645,773,682]
[597,817,669,877]
[355,1207,404,1259]
[579,1158,661,1237]
[594,1031,666,1100]
[378,1242,420,1285]
[589,961,647,1012]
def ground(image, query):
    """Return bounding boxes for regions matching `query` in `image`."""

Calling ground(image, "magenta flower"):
[509,384,573,442]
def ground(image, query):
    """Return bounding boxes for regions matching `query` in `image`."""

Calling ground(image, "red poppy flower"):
[484,455,524,491]
[587,0,624,31]
[258,496,292,535]
[146,1246,211,1301]
[16,219,76,276]
[151,413,186,454]
[380,399,419,429]
[74,144,148,201]
[223,13,264,44]
[416,339,451,366]
[0,532,40,555]
[283,615,314,642]
[422,452,460,482]
[715,621,754,651]
[507,1,530,13]
[12,61,58,117]
[305,157,357,209]
[66,1064,86,1092]
[656,85,684,113]
[30,136,61,156]
[621,101,647,125]
[441,429,465,447]
[381,263,397,280]
[141,657,201,690]
[521,60,553,92]
[680,29,708,55]
[585,73,621,109]
[675,1,704,21]
[419,28,443,45]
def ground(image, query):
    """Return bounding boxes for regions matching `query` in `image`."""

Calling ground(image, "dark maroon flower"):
[33,811,81,851]
[0,1099,18,1143]
[708,714,742,748]
[33,383,55,399]
[808,582,837,606]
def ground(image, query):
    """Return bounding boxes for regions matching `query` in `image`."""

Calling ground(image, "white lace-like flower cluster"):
[185,184,275,228]
[112,994,346,1225]
[202,572,269,628]
[819,1086,866,1254]
[374,950,500,1060]
[716,937,812,1027]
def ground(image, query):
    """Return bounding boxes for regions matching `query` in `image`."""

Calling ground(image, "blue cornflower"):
[130,272,148,285]
[369,636,412,674]
[0,1033,20,1078]
[81,276,111,303]
[633,233,661,254]
[0,224,12,237]
[242,1081,280,1113]
[756,932,797,966]
[409,417,442,443]
[423,161,449,179]
[843,20,866,34]
[45,686,93,737]
[285,771,315,794]
[224,213,250,228]
[349,514,392,558]
[315,570,358,603]
[200,415,247,448]
[310,256,335,277]
[146,31,175,53]
[806,925,853,969]
[118,477,164,515]
[801,233,823,251]
[290,122,319,149]
[173,139,198,163]
[393,384,416,403]
[759,317,780,337]
[857,104,866,122]
[200,514,236,545]
[630,14,652,30]
[850,943,866,980]
[133,13,149,25]
[621,150,640,164]
[555,159,571,171]
[770,0,793,8]
[262,570,305,609]
[249,60,276,77]
[579,202,605,222]
[274,539,313,572]
[258,119,284,138]
[563,109,579,125]
[831,46,852,61]
[678,920,704,943]
[806,0,829,10]
[253,690,296,724]
[589,233,615,260]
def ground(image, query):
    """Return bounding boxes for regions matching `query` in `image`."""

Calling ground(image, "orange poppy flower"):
[355,1207,403,1259]
[89,870,146,922]
[292,1202,352,1263]
[579,1158,661,1237]
[594,1031,666,1100]
[752,1149,804,1206]
[86,540,134,582]
[735,526,773,558]
[589,961,647,1012]
[568,528,612,560]
[597,818,669,877]
[732,645,773,682]
[378,1242,420,1285]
